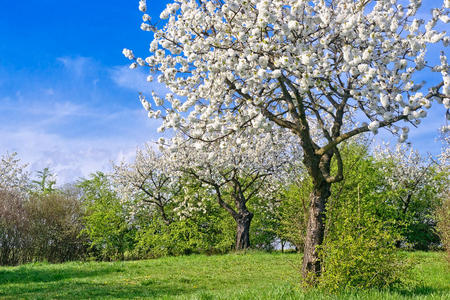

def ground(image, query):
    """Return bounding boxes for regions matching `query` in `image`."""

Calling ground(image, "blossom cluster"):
[165,126,303,203]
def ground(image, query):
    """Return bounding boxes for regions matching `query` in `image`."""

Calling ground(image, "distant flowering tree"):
[165,128,300,250]
[439,128,450,167]
[0,152,29,192]
[374,144,445,249]
[113,144,182,226]
[375,144,437,214]
[125,0,449,280]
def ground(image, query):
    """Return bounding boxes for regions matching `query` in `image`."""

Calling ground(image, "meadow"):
[0,251,448,300]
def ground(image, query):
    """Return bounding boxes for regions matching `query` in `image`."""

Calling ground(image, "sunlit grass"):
[0,251,448,299]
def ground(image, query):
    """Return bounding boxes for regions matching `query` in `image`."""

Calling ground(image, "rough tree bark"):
[234,210,253,250]
[210,183,255,250]
[301,179,331,280]
[300,150,336,282]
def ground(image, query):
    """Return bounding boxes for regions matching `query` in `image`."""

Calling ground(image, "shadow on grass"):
[0,281,192,299]
[0,264,117,284]
[392,284,449,297]
[332,283,450,299]
[0,264,202,299]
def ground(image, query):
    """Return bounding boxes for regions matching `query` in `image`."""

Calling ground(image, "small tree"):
[0,152,29,192]
[113,145,182,226]
[125,0,449,280]
[0,189,31,265]
[0,152,31,265]
[375,144,445,249]
[167,129,297,250]
[31,167,56,195]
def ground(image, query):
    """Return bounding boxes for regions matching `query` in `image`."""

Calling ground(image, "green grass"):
[0,251,448,299]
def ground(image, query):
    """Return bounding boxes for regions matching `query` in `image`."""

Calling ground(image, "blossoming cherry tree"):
[125,0,449,280]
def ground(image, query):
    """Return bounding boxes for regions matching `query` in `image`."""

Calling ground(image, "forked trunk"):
[301,181,331,281]
[235,211,253,250]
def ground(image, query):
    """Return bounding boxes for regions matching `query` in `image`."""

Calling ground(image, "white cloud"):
[57,56,94,78]
[0,108,160,184]
[0,57,170,185]
[109,65,170,94]
[0,94,162,184]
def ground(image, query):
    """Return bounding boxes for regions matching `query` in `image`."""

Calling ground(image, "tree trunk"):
[235,211,253,250]
[301,180,331,281]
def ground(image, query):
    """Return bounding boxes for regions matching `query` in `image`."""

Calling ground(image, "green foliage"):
[320,215,406,290]
[385,175,442,250]
[31,167,56,195]
[319,142,407,290]
[436,194,450,263]
[79,172,135,260]
[248,195,280,250]
[378,152,446,250]
[276,177,312,251]
[133,187,235,258]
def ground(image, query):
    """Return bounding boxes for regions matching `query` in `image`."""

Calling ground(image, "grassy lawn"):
[0,251,448,299]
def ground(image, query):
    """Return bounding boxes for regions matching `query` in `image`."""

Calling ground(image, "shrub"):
[0,189,32,265]
[318,142,408,290]
[436,195,450,263]
[276,177,312,252]
[249,195,280,251]
[26,190,88,262]
[319,214,406,290]
[133,201,235,258]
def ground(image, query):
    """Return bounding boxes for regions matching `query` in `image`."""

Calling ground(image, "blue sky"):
[0,0,448,183]
[0,0,169,182]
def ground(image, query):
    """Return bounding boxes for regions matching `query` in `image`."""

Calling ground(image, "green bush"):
[79,172,135,260]
[133,201,235,258]
[437,194,450,263]
[319,214,406,290]
[248,195,280,250]
[318,142,408,290]
[276,177,312,252]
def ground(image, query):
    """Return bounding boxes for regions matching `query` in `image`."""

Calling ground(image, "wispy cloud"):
[57,56,95,78]
[0,126,139,183]
[109,65,170,95]
[0,57,163,184]
[0,100,160,183]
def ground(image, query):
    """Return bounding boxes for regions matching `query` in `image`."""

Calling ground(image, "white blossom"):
[138,0,146,12]
[123,0,448,148]
[122,48,134,60]
[0,152,30,192]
